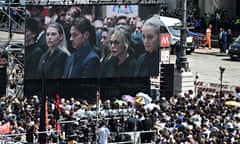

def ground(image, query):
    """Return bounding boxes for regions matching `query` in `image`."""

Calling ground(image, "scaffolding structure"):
[0,2,25,41]
[0,2,24,101]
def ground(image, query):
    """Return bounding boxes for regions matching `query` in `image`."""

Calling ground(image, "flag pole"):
[55,93,61,144]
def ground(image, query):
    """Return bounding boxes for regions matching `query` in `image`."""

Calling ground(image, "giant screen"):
[24,4,162,103]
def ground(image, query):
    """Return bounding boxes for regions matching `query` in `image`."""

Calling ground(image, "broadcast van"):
[158,16,194,54]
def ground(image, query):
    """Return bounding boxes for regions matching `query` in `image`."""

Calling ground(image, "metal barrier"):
[109,130,157,144]
[194,80,237,94]
[72,108,136,120]
[0,124,157,144]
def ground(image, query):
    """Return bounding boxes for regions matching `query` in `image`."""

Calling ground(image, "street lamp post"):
[178,0,189,72]
[219,66,225,133]
[219,66,225,96]
[173,0,194,96]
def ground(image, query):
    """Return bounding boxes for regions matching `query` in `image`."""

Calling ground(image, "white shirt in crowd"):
[97,126,110,144]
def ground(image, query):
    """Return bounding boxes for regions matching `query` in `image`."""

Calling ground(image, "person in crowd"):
[134,15,160,77]
[84,13,94,24]
[31,11,48,53]
[116,14,128,26]
[64,6,82,53]
[218,27,227,53]
[129,15,145,59]
[65,6,82,25]
[26,123,38,143]
[104,15,116,28]
[193,17,201,32]
[218,27,224,52]
[227,28,233,49]
[35,22,69,79]
[62,17,101,78]
[117,14,145,59]
[126,114,142,132]
[203,24,212,49]
[234,86,240,99]
[128,14,138,33]
[100,27,113,77]
[140,113,153,143]
[135,21,143,33]
[93,19,104,57]
[103,25,136,77]
[94,19,104,49]
[55,6,67,25]
[96,120,111,144]
[45,7,59,25]
[25,18,43,79]
[222,28,228,53]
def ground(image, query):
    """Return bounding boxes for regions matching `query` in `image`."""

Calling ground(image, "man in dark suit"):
[221,28,227,53]
[62,17,100,78]
[31,12,48,53]
[25,18,43,79]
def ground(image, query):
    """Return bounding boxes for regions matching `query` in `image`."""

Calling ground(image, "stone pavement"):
[193,46,228,56]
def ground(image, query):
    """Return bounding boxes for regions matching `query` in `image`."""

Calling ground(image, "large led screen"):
[24,4,161,79]
[24,4,162,103]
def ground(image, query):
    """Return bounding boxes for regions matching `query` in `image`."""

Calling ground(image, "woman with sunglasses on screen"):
[35,22,70,79]
[134,15,160,77]
[103,25,136,77]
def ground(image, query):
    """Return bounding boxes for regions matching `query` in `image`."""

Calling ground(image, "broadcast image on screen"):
[24,4,161,79]
[24,4,162,102]
[22,3,170,144]
[23,3,176,106]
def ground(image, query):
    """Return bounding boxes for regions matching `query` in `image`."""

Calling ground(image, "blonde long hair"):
[47,22,71,56]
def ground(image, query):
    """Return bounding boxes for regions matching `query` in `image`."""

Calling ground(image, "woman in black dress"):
[103,25,136,77]
[134,15,160,77]
[36,22,70,79]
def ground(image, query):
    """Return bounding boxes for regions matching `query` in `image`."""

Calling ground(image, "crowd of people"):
[201,23,233,53]
[217,27,233,54]
[1,82,240,143]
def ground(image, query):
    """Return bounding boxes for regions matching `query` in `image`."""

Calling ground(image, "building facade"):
[91,0,239,20]
[198,0,238,17]
[168,0,238,18]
